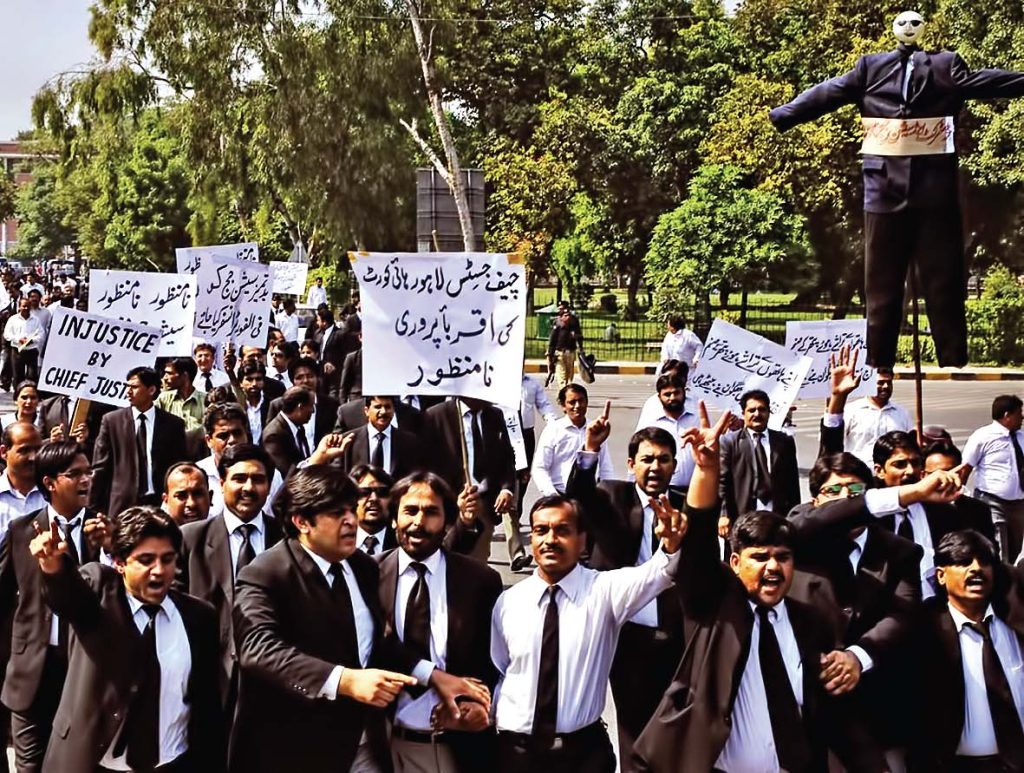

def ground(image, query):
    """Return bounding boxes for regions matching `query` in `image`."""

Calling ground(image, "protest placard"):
[38,307,161,407]
[688,319,812,430]
[352,252,526,406]
[175,242,259,275]
[193,257,272,348]
[270,261,309,296]
[785,319,875,399]
[89,269,197,357]
[501,406,529,471]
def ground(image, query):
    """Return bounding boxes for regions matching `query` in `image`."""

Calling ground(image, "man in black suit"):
[340,345,363,403]
[770,12,1024,368]
[90,366,188,519]
[234,346,286,403]
[261,386,316,477]
[235,361,272,443]
[316,308,347,399]
[351,464,398,555]
[176,443,282,715]
[564,410,689,771]
[336,395,425,435]
[342,395,426,481]
[423,397,519,564]
[265,356,340,447]
[230,466,489,772]
[719,389,801,530]
[0,442,110,771]
[920,529,1024,770]
[29,505,223,772]
[378,471,503,771]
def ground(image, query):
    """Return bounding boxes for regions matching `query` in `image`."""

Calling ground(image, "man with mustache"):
[532,384,614,496]
[352,464,397,556]
[175,443,284,718]
[161,462,211,527]
[920,530,1024,770]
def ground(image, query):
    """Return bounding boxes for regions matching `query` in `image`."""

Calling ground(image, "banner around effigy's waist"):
[38,307,161,407]
[89,269,197,357]
[689,319,812,430]
[785,319,875,399]
[351,252,526,406]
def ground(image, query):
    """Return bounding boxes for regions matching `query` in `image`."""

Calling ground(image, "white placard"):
[193,257,272,347]
[89,269,197,357]
[352,252,526,406]
[785,319,875,399]
[175,242,259,275]
[689,319,812,430]
[501,406,529,472]
[270,261,309,296]
[39,307,161,406]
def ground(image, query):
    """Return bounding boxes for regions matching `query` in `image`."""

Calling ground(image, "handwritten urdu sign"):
[270,261,309,296]
[352,252,526,406]
[175,242,259,275]
[89,270,197,357]
[192,257,272,348]
[785,319,875,399]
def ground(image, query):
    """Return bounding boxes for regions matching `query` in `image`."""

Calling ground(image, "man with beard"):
[532,384,614,496]
[237,361,271,444]
[162,463,211,527]
[830,367,911,466]
[377,472,503,772]
[176,444,284,717]
[634,373,699,491]
[563,407,688,770]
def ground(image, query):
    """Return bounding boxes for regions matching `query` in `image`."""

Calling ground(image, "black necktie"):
[896,512,914,541]
[1010,432,1024,492]
[276,372,284,382]
[371,432,385,470]
[295,426,311,459]
[136,414,149,496]
[533,585,560,750]
[362,535,379,556]
[62,517,82,565]
[116,604,161,770]
[203,373,213,393]
[756,605,811,772]
[328,563,361,665]
[966,619,1024,761]
[753,433,772,503]
[235,523,256,578]
[471,411,486,484]
[404,562,432,659]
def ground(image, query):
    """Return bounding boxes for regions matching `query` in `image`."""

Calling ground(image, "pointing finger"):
[601,400,611,422]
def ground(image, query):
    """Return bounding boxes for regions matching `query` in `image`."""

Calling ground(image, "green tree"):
[10,163,76,259]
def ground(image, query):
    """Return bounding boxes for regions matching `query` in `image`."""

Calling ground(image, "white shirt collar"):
[223,510,264,536]
[298,540,348,582]
[948,602,996,633]
[131,405,157,423]
[558,415,586,430]
[48,505,86,527]
[366,422,393,439]
[356,525,387,546]
[398,546,444,577]
[281,414,301,435]
[125,591,179,623]
[0,471,39,498]
[748,597,790,623]
[526,562,584,605]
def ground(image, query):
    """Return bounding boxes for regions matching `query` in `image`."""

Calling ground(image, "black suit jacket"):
[319,325,348,395]
[37,395,112,459]
[261,377,285,403]
[40,561,223,773]
[633,505,885,773]
[719,428,801,522]
[342,425,426,481]
[0,508,101,712]
[231,539,416,773]
[261,413,310,478]
[335,398,425,436]
[423,401,515,509]
[339,349,362,403]
[770,47,1024,213]
[176,514,285,705]
[377,548,502,768]
[90,406,187,518]
[266,393,340,447]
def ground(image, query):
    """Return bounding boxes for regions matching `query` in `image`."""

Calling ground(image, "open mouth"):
[965,576,987,590]
[761,575,783,589]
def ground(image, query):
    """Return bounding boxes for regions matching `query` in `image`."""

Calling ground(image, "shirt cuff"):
[99,550,115,567]
[847,645,874,673]
[822,413,843,428]
[412,660,436,686]
[864,487,902,516]
[652,546,672,569]
[576,450,599,470]
[319,665,344,700]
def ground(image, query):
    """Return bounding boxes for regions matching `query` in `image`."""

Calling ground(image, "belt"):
[976,490,1024,504]
[392,725,445,744]
[499,720,606,752]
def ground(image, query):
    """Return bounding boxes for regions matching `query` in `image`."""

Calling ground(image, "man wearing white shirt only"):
[306,277,328,308]
[193,342,231,394]
[658,315,702,372]
[3,298,43,383]
[841,368,912,466]
[532,383,614,496]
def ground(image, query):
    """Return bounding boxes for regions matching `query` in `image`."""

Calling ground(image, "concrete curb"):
[523,360,1024,380]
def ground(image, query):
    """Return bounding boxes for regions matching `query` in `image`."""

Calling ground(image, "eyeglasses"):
[357,486,389,499]
[819,482,867,497]
[58,469,95,481]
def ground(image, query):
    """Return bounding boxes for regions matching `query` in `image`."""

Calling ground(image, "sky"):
[0,0,96,140]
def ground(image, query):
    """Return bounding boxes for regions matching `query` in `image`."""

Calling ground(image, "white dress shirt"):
[198,455,283,519]
[0,472,45,541]
[246,396,264,444]
[491,550,675,734]
[276,312,300,342]
[307,285,328,307]
[132,405,157,494]
[520,376,557,431]
[963,421,1024,501]
[748,429,773,512]
[47,506,86,646]
[30,307,51,348]
[950,604,1024,757]
[3,313,43,351]
[356,525,388,555]
[196,368,231,391]
[366,423,393,474]
[222,511,267,576]
[394,549,448,730]
[843,530,875,673]
[270,369,292,389]
[714,600,803,773]
[659,328,703,368]
[99,595,191,770]
[843,397,913,466]
[629,488,662,628]
[634,409,699,488]
[532,417,615,495]
[636,392,700,430]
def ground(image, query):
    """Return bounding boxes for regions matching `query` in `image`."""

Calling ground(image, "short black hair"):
[349,464,394,488]
[34,441,86,500]
[667,315,686,330]
[872,430,921,468]
[238,361,266,379]
[194,342,215,356]
[271,340,299,360]
[203,402,249,436]
[163,461,209,493]
[808,453,874,497]
[730,511,795,555]
[279,465,359,537]
[528,494,584,529]
[557,383,587,405]
[739,389,770,411]
[110,506,183,562]
[168,356,198,382]
[281,386,314,413]
[216,443,272,481]
[656,373,685,393]
[317,308,335,326]
[992,394,1023,421]
[204,386,239,407]
[935,529,997,568]
[388,471,459,525]
[127,366,160,390]
[288,356,321,383]
[363,395,395,407]
[923,439,962,465]
[627,426,676,460]
[660,359,681,375]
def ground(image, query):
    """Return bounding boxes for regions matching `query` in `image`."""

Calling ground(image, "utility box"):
[416,168,485,252]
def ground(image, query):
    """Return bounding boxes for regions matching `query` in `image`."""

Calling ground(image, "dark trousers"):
[516,429,537,515]
[976,490,1024,564]
[11,349,38,386]
[496,722,616,773]
[12,648,67,773]
[864,207,967,368]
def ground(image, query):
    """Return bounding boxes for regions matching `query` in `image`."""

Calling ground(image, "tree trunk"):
[404,0,475,252]
[739,287,749,328]
[625,270,641,321]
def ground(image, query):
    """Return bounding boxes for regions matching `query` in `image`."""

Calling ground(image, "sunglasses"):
[819,482,867,497]
[357,486,390,499]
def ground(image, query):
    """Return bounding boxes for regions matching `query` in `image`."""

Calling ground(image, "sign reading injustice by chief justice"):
[786,319,875,399]
[352,252,526,406]
[39,307,161,407]
[89,269,197,357]
[689,319,812,430]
